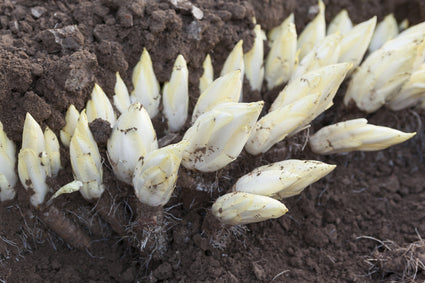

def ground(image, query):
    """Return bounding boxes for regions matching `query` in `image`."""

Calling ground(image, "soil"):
[1,0,425,282]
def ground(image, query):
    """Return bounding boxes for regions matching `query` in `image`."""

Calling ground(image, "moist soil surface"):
[1,0,425,282]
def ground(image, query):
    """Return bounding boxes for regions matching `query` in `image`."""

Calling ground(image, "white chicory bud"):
[199,54,214,95]
[338,17,377,71]
[162,55,189,132]
[270,63,352,112]
[281,64,352,137]
[50,180,83,201]
[327,9,352,35]
[18,149,49,207]
[399,19,409,32]
[221,40,244,77]
[86,83,117,127]
[131,48,161,118]
[244,24,265,91]
[291,32,342,81]
[309,118,416,154]
[268,13,294,45]
[107,103,158,184]
[133,140,188,207]
[220,40,244,93]
[344,33,425,113]
[245,94,319,155]
[212,192,288,225]
[70,111,104,200]
[18,113,50,207]
[22,112,45,155]
[233,160,336,199]
[0,121,17,201]
[369,14,399,53]
[60,104,79,147]
[113,72,131,115]
[395,19,425,38]
[44,127,61,177]
[183,101,263,172]
[388,63,425,111]
[380,31,425,66]
[265,15,297,89]
[297,0,326,60]
[191,70,242,123]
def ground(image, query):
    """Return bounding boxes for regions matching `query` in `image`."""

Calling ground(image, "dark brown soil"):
[1,0,425,282]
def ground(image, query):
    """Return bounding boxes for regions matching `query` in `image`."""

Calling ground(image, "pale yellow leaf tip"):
[131,48,161,118]
[265,17,297,89]
[50,180,83,200]
[60,104,80,147]
[163,54,189,132]
[221,40,244,77]
[44,127,61,177]
[327,9,352,35]
[244,24,264,91]
[298,0,326,60]
[369,14,399,53]
[86,83,117,127]
[113,72,131,115]
[268,13,294,45]
[199,54,214,95]
[192,70,242,123]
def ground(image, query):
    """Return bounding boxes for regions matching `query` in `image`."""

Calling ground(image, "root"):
[202,210,248,250]
[5,204,63,254]
[131,202,167,260]
[358,234,425,282]
[0,235,22,264]
[93,192,129,236]
[90,190,169,260]
[41,205,91,250]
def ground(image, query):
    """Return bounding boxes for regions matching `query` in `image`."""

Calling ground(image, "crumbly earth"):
[1,0,425,282]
